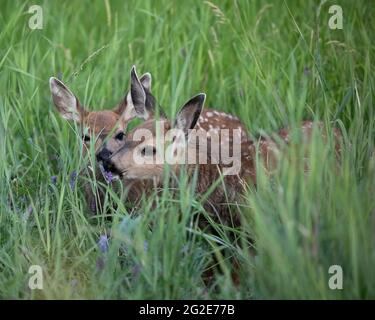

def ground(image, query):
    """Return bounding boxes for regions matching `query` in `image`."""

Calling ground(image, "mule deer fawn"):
[96,67,250,168]
[50,66,250,215]
[98,87,260,225]
[49,69,152,214]
[99,85,343,226]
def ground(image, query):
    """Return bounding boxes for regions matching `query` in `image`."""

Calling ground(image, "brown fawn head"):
[49,66,152,158]
[95,66,166,171]
[101,93,206,181]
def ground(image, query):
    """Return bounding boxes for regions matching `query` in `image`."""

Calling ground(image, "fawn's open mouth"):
[98,161,121,183]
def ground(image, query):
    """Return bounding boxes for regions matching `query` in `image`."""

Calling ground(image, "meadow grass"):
[0,0,374,299]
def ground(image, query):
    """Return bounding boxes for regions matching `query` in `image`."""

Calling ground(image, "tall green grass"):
[0,0,374,299]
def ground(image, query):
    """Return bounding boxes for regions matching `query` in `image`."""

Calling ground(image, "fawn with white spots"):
[98,72,343,226]
[49,66,250,215]
[50,67,344,287]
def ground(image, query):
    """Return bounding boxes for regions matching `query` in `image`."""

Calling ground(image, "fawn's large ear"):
[114,71,152,116]
[139,72,151,92]
[49,77,84,122]
[174,93,206,135]
[129,65,149,120]
[119,66,154,122]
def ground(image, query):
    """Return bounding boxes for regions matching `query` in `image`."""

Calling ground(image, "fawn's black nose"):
[100,155,120,176]
[96,148,112,162]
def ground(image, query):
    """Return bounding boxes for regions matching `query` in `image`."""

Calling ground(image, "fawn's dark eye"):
[115,132,125,141]
[141,146,157,157]
[83,135,90,142]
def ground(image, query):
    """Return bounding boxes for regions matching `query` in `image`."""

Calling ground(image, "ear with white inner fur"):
[129,65,148,120]
[139,72,151,92]
[49,77,84,122]
[114,72,152,116]
[174,93,206,136]
[120,66,154,122]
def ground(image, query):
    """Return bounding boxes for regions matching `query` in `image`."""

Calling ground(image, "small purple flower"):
[51,176,57,185]
[98,235,109,253]
[69,171,77,189]
[104,170,114,183]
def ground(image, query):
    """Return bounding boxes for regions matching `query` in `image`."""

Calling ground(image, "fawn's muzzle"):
[96,148,112,162]
[101,156,122,176]
[97,148,122,182]
[97,157,122,183]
